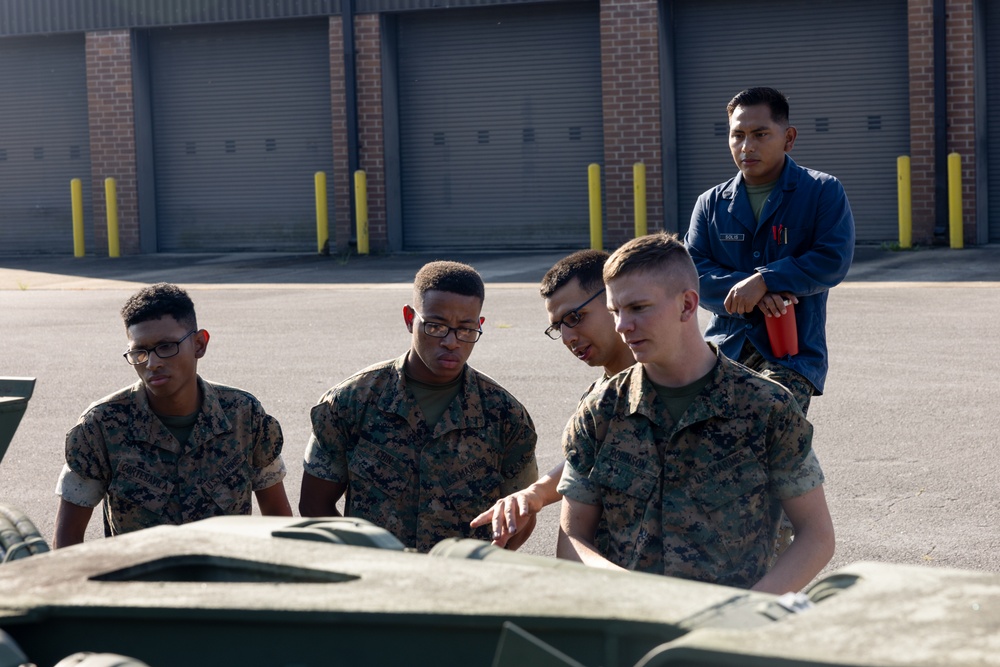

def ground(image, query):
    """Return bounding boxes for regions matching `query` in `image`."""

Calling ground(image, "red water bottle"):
[764,299,799,357]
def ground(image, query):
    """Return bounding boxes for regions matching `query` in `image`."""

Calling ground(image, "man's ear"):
[194,329,210,359]
[784,125,797,152]
[679,290,700,322]
[403,305,415,332]
[479,316,485,327]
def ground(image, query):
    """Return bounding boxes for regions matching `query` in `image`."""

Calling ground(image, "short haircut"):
[121,283,197,329]
[603,232,699,294]
[413,261,485,304]
[539,249,609,298]
[727,87,790,126]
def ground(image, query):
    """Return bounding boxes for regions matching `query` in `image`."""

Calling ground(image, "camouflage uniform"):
[56,377,286,536]
[304,353,538,552]
[558,347,824,588]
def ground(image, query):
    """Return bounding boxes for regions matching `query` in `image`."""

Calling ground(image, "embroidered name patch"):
[719,233,745,242]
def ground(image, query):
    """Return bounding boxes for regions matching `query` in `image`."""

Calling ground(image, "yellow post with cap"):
[314,171,329,254]
[896,156,911,249]
[355,170,369,255]
[633,162,647,238]
[588,163,602,251]
[71,178,85,257]
[947,152,963,249]
[104,177,120,258]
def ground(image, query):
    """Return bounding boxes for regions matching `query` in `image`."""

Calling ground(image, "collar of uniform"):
[379,353,484,434]
[191,377,233,445]
[626,344,739,425]
[127,376,231,452]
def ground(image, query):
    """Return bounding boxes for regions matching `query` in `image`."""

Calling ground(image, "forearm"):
[752,522,835,594]
[556,532,625,571]
[53,499,93,549]
[529,461,566,507]
[255,482,293,517]
[557,497,624,571]
[298,474,346,517]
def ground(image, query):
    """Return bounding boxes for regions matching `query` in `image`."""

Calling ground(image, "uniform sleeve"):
[54,463,105,507]
[500,456,538,496]
[63,413,112,493]
[556,459,601,505]
[498,398,538,487]
[250,404,283,470]
[302,390,351,483]
[251,455,287,491]
[767,394,825,499]
[560,392,601,482]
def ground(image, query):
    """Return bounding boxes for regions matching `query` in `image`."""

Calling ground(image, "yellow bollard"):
[71,178,85,257]
[947,152,963,249]
[896,156,911,249]
[588,163,602,251]
[104,178,120,258]
[314,172,329,255]
[354,170,369,255]
[633,162,647,238]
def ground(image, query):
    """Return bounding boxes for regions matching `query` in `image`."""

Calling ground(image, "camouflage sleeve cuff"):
[557,460,601,505]
[771,448,825,499]
[500,454,539,495]
[55,463,105,507]
[302,434,348,483]
[252,455,287,491]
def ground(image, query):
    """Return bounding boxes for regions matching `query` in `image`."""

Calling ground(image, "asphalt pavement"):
[1,243,998,581]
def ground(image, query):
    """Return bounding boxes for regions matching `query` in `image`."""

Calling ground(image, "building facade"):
[0,0,990,255]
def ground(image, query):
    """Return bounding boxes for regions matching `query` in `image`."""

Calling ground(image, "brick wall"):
[329,18,351,254]
[85,31,139,255]
[908,0,936,243]
[599,0,663,249]
[355,14,388,252]
[946,0,976,245]
[908,0,977,245]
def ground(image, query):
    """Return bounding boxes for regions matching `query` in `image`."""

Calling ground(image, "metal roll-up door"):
[148,20,332,252]
[671,0,909,242]
[397,3,602,251]
[987,1,1000,242]
[0,34,92,255]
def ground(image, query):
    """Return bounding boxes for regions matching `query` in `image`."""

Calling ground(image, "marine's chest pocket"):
[689,448,767,513]
[206,451,252,513]
[590,451,657,501]
[108,463,175,529]
[348,440,413,499]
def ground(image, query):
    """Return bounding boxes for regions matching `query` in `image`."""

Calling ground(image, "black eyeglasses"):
[124,330,198,365]
[544,289,606,340]
[414,312,483,343]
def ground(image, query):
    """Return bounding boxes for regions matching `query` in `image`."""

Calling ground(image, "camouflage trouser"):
[739,341,817,565]
[739,341,815,416]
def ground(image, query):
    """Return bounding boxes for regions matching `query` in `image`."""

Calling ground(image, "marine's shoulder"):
[318,357,398,403]
[79,383,139,419]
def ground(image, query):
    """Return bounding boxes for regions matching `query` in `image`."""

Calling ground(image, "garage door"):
[397,3,603,251]
[671,0,909,242]
[0,34,92,255]
[148,20,332,252]
[987,1,1000,242]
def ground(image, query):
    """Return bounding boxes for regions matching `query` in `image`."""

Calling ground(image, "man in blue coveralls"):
[684,86,854,416]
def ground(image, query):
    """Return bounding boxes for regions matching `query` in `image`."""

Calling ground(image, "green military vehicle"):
[1,378,997,667]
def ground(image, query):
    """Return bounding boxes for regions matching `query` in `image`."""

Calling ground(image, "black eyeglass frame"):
[123,329,199,365]
[413,312,483,343]
[543,288,606,340]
